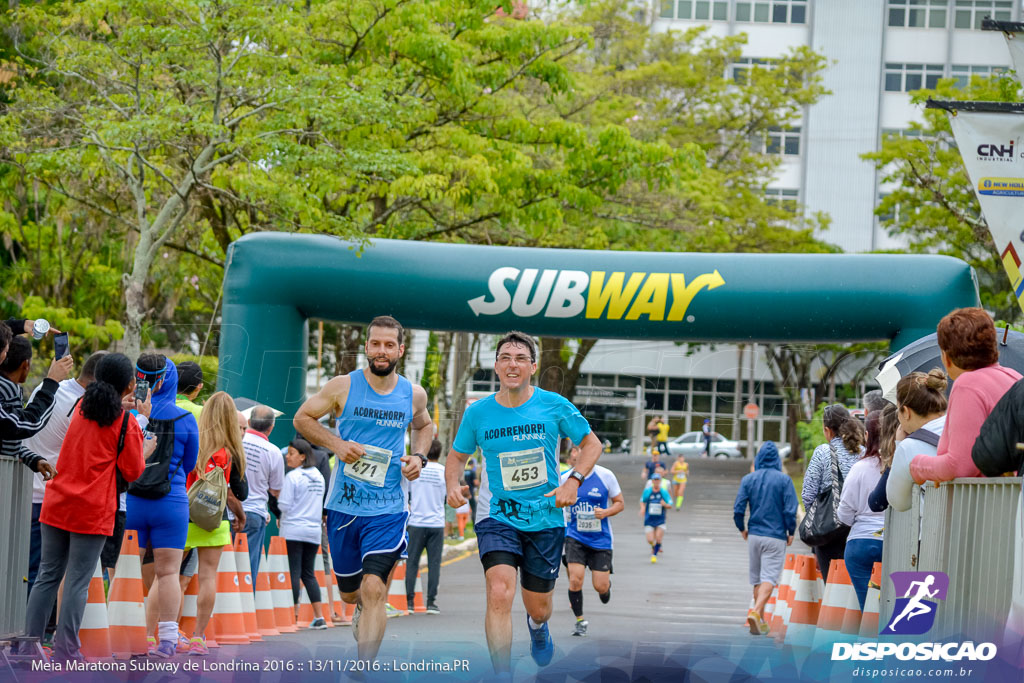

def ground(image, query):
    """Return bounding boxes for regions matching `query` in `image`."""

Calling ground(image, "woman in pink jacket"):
[911,308,1021,485]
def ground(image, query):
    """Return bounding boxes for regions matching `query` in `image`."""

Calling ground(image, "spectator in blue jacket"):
[733,441,797,636]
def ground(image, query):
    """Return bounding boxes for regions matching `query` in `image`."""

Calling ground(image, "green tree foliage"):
[0,0,697,359]
[863,73,1024,323]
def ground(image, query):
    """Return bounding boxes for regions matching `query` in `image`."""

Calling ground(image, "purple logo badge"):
[883,571,949,635]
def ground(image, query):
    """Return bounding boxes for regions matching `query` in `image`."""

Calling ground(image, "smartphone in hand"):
[53,332,69,360]
[134,379,150,403]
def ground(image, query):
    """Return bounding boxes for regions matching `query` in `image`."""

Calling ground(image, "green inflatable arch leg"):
[217,233,979,445]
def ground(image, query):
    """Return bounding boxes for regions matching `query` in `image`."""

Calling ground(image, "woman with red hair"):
[910,308,1021,484]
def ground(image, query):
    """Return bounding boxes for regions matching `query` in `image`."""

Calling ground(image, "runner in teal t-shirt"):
[445,331,603,675]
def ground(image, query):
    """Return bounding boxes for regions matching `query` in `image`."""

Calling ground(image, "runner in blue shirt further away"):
[641,474,673,563]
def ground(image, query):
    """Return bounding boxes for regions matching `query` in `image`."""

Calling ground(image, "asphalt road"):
[248,454,813,681]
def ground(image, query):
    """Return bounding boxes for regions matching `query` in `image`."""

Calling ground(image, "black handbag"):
[799,444,850,547]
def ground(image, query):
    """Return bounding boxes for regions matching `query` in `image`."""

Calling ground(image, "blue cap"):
[651,473,662,480]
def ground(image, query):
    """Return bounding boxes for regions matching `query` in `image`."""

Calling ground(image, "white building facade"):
[368,3,1023,453]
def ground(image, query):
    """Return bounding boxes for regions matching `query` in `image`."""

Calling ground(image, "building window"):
[756,127,801,156]
[884,63,944,92]
[950,64,1009,88]
[731,57,777,84]
[954,1,1013,30]
[735,1,807,24]
[887,1,948,28]
[661,0,728,20]
[764,187,799,211]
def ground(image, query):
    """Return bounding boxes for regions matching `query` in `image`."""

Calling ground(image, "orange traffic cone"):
[387,561,409,615]
[254,550,280,637]
[79,560,112,660]
[784,555,823,649]
[209,544,250,644]
[773,554,798,642]
[859,562,884,639]
[233,536,262,641]
[813,559,859,650]
[108,530,148,658]
[268,537,297,633]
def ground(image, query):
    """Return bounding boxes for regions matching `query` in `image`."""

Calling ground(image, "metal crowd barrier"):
[880,477,1022,642]
[0,455,32,637]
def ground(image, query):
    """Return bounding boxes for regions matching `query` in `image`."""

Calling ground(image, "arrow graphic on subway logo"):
[467,268,725,321]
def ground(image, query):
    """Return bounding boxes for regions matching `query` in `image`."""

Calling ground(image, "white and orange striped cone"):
[764,593,776,629]
[209,544,250,645]
[813,559,860,651]
[179,574,199,639]
[773,554,799,642]
[79,560,112,660]
[232,535,263,641]
[387,561,409,615]
[858,562,884,639]
[268,537,297,633]
[108,530,148,658]
[254,551,280,637]
[783,555,823,650]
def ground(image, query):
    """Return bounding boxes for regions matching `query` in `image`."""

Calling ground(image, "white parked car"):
[666,432,743,459]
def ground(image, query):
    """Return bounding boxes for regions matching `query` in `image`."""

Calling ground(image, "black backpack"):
[127,413,191,500]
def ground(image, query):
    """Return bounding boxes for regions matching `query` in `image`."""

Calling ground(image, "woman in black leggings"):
[279,438,328,629]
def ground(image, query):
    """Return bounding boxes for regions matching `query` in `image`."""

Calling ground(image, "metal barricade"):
[880,477,1021,642]
[879,485,921,627]
[0,455,32,636]
[918,477,1021,642]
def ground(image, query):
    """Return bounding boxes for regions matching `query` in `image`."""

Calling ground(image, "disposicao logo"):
[467,268,725,321]
[884,571,948,635]
[978,177,1024,196]
[831,571,998,662]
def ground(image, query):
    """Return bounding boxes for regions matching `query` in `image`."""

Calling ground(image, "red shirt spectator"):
[40,407,146,536]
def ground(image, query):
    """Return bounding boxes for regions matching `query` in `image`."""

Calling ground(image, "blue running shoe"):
[526,617,554,666]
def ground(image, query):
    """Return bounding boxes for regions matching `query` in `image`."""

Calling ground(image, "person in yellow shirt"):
[655,417,670,457]
[670,454,689,509]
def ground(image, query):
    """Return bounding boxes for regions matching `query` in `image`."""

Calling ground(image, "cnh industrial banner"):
[947,110,1024,316]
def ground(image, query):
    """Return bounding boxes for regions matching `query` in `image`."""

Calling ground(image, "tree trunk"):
[333,324,363,376]
[123,230,156,359]
[445,333,480,449]
[537,336,597,400]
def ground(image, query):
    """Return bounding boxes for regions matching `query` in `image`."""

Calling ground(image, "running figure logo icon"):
[883,571,950,635]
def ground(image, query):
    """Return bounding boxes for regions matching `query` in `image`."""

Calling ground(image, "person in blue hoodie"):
[733,441,796,636]
[126,354,199,658]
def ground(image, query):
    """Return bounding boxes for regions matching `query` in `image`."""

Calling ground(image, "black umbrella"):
[876,328,1024,401]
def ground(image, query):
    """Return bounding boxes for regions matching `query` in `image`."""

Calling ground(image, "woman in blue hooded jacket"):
[126,354,198,658]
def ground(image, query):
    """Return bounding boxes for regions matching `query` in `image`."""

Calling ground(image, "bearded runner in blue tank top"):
[293,316,433,663]
[445,331,604,675]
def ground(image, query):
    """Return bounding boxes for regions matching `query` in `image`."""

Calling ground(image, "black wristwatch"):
[414,453,427,467]
[568,470,585,487]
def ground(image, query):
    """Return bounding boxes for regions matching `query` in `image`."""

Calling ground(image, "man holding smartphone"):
[0,322,74,466]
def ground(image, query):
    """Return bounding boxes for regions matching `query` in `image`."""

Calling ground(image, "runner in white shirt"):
[279,438,328,629]
[406,439,446,613]
[240,408,285,586]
